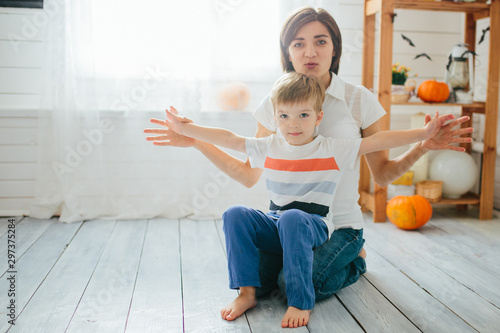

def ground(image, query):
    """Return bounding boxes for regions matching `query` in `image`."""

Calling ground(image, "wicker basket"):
[416,180,443,203]
[391,93,410,104]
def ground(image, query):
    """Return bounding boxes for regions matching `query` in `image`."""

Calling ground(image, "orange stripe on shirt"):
[264,157,339,172]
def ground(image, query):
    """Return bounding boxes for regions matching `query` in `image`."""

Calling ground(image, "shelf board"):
[361,190,480,211]
[391,101,486,112]
[394,0,490,14]
[430,192,480,205]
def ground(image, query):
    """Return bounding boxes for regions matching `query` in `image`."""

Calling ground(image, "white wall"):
[0,1,498,216]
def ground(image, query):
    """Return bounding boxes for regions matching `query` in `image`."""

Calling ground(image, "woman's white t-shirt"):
[252,73,386,230]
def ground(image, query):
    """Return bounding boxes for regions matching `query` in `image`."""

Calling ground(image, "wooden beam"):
[460,109,473,154]
[363,1,376,89]
[372,0,394,223]
[480,0,500,220]
[394,0,490,13]
[366,0,382,16]
[360,1,377,213]
[474,10,491,21]
[359,190,375,213]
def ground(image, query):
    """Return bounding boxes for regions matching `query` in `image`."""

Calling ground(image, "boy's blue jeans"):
[258,226,366,302]
[222,205,328,310]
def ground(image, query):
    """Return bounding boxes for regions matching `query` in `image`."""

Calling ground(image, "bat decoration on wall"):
[401,34,415,47]
[415,53,432,61]
[479,26,490,45]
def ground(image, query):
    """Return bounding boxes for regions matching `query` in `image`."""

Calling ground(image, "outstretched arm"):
[144,108,271,188]
[165,107,247,153]
[363,113,473,187]
[359,111,448,156]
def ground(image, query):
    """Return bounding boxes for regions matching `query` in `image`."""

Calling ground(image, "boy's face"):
[275,101,323,146]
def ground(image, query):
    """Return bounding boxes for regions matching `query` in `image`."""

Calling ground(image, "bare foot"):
[281,306,311,328]
[359,247,367,259]
[220,287,257,321]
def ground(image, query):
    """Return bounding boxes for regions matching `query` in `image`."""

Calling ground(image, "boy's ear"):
[315,110,324,126]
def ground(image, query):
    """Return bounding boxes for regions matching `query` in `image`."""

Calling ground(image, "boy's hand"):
[144,106,196,147]
[165,106,189,134]
[421,112,473,152]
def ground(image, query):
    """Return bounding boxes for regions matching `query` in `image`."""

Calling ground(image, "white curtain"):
[29,0,325,222]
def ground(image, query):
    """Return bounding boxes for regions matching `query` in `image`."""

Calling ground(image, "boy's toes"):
[220,308,229,320]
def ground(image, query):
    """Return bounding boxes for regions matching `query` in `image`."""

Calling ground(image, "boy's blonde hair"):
[270,72,325,113]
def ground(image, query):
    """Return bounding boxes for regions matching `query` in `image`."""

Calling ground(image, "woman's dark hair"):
[280,7,342,75]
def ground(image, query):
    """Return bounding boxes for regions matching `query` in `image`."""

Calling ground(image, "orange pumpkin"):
[417,80,450,103]
[386,195,432,230]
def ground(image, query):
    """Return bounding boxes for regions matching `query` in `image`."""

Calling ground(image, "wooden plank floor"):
[1,207,500,332]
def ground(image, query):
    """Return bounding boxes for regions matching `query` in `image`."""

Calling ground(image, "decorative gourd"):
[417,80,450,103]
[386,195,432,230]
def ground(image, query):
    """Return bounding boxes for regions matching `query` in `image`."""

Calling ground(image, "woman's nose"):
[305,45,317,58]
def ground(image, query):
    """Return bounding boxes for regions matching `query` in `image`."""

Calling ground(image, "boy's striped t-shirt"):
[245,134,362,222]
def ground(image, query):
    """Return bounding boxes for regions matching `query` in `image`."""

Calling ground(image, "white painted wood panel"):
[0,215,21,238]
[394,10,463,33]
[0,94,40,109]
[0,180,34,197]
[0,128,37,145]
[126,218,183,333]
[337,276,420,332]
[367,219,500,306]
[365,248,476,332]
[0,68,42,94]
[309,294,364,332]
[0,40,43,68]
[0,162,36,180]
[4,212,500,331]
[180,219,251,333]
[15,219,116,332]
[0,216,52,274]
[0,220,82,332]
[67,219,148,332]
[0,198,31,215]
[0,146,36,162]
[0,13,45,41]
[423,213,500,276]
[363,217,500,333]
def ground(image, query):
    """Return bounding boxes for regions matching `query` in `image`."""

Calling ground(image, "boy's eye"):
[300,113,309,118]
[279,114,288,119]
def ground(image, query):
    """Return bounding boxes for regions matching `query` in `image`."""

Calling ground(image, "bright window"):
[91,0,282,81]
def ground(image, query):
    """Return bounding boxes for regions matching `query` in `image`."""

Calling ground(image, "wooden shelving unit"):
[360,0,500,221]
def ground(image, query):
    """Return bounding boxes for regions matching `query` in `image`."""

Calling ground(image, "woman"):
[145,6,471,326]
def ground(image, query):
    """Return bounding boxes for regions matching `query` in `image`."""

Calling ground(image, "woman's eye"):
[293,42,303,48]
[318,40,326,45]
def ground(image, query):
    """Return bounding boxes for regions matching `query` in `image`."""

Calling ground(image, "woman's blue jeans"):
[257,225,366,302]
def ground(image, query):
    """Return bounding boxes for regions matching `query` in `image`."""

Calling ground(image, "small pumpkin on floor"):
[386,195,432,230]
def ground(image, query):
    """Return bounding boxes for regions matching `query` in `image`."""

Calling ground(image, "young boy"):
[163,72,449,328]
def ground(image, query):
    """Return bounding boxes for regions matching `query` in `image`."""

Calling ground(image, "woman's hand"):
[144,107,196,147]
[421,113,473,152]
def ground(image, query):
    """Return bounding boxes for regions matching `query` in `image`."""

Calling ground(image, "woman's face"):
[287,21,335,87]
